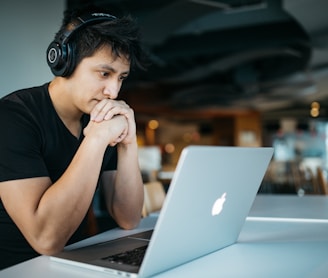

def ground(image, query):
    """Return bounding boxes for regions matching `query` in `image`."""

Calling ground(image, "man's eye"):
[120,75,128,81]
[101,72,109,77]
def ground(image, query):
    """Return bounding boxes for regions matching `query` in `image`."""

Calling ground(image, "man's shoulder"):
[1,83,49,103]
[0,83,54,130]
[0,83,50,113]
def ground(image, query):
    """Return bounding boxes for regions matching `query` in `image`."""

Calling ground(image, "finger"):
[92,103,121,122]
[103,105,132,121]
[90,100,110,121]
[92,100,131,122]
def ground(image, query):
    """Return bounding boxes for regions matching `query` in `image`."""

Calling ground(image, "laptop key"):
[102,245,148,266]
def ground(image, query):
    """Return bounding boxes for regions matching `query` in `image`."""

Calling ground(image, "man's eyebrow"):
[98,64,115,71]
[98,64,130,75]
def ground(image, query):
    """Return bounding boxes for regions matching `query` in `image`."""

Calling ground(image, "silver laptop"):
[51,146,273,277]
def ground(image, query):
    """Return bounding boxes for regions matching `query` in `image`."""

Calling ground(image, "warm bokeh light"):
[148,119,159,130]
[311,101,320,109]
[310,101,320,117]
[310,108,319,117]
[164,143,175,153]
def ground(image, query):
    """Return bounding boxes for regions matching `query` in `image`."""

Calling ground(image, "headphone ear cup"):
[47,14,117,77]
[46,41,70,76]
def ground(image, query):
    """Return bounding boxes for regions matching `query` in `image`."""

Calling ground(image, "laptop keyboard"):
[102,245,148,267]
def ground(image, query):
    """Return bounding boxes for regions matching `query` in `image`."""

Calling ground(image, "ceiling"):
[67,0,328,123]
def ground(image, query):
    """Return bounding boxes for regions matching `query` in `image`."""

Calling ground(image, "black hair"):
[54,6,148,76]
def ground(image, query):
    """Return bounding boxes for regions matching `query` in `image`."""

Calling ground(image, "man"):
[0,6,147,270]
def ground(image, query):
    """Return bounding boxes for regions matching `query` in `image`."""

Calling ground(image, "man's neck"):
[48,78,83,138]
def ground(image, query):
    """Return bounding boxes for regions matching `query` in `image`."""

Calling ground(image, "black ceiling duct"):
[140,5,311,86]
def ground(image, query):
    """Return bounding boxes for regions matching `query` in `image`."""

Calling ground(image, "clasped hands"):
[83,99,136,146]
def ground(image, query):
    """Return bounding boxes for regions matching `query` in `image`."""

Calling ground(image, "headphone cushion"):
[47,41,71,76]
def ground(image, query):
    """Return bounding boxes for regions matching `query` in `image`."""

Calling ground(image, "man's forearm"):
[110,142,144,229]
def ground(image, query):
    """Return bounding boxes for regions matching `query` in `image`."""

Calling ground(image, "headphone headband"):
[47,12,116,77]
[60,13,117,44]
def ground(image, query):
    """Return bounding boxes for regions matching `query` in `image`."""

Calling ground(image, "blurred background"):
[1,0,328,196]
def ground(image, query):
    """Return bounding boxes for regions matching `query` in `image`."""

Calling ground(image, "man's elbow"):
[117,217,141,230]
[30,234,66,256]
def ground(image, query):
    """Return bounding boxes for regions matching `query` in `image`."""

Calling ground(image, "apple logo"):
[211,192,227,216]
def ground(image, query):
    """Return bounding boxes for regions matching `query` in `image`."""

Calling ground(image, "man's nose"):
[103,81,120,99]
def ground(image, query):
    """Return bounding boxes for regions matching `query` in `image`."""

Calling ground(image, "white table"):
[2,194,328,278]
[250,194,328,219]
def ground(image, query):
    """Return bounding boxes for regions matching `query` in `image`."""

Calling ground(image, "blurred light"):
[311,101,320,109]
[148,119,159,130]
[310,108,319,117]
[310,101,320,117]
[164,143,175,153]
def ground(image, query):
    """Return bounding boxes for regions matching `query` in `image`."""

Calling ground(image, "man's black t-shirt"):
[0,83,117,269]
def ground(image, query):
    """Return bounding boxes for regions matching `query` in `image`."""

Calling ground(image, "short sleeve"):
[0,101,49,181]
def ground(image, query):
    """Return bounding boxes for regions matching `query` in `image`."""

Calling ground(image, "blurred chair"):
[142,181,166,217]
[292,164,320,195]
[316,167,328,195]
[303,166,320,194]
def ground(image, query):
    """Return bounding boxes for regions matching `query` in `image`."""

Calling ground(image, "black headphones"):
[46,12,116,77]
